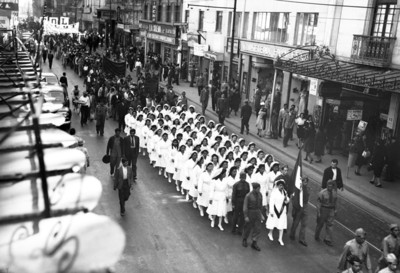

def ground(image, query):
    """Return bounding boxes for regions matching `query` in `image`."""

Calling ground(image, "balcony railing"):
[350,34,396,67]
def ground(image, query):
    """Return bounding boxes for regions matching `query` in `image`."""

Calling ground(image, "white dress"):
[141,126,149,149]
[173,151,186,181]
[206,179,228,217]
[266,171,280,202]
[181,159,196,190]
[155,138,170,168]
[188,164,202,198]
[253,171,269,206]
[166,147,178,174]
[196,171,213,207]
[147,131,156,161]
[266,187,289,230]
[224,176,237,213]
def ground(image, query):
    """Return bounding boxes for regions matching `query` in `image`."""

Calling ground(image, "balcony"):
[351,35,396,67]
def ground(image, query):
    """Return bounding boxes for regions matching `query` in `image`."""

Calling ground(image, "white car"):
[41,72,60,85]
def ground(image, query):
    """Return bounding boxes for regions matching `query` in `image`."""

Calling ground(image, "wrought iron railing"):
[351,34,396,67]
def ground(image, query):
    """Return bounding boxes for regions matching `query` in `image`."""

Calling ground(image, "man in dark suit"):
[240,99,252,134]
[114,158,133,216]
[321,159,344,191]
[124,128,140,181]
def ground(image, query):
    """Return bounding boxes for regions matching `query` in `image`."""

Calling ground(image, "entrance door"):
[155,42,161,55]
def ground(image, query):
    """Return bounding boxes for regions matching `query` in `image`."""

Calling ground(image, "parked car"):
[40,72,60,86]
[41,85,71,132]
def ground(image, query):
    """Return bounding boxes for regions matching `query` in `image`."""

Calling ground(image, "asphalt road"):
[42,56,384,273]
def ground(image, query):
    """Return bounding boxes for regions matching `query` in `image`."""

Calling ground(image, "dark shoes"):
[323,239,333,247]
[242,239,248,247]
[251,241,261,251]
[375,184,383,188]
[299,240,308,247]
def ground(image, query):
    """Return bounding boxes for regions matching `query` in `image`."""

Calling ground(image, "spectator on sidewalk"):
[322,159,344,191]
[75,138,90,174]
[282,106,296,147]
[278,104,289,138]
[254,85,262,117]
[314,180,337,247]
[135,58,142,78]
[230,88,241,116]
[48,50,54,69]
[78,91,90,126]
[385,137,399,182]
[354,134,366,175]
[60,72,68,87]
[190,64,196,87]
[200,85,210,115]
[369,139,386,188]
[295,113,307,148]
[178,91,188,108]
[256,103,267,137]
[304,115,316,164]
[314,127,326,163]
[210,81,217,111]
[197,73,205,96]
[113,158,133,216]
[216,93,228,125]
[376,224,399,272]
[166,85,176,106]
[240,100,252,135]
[338,228,372,273]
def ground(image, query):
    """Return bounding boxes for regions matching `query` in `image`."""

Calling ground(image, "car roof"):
[41,72,58,77]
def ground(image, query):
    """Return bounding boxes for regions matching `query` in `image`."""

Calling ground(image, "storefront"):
[139,21,179,64]
[203,51,224,86]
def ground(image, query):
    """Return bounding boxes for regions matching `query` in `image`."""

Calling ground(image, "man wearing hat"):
[315,179,337,246]
[242,182,264,251]
[200,85,210,115]
[338,228,372,273]
[240,99,252,135]
[113,158,133,216]
[377,224,400,271]
[231,171,251,235]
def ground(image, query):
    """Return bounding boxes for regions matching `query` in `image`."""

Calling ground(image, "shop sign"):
[0,2,18,11]
[187,33,199,47]
[204,51,224,61]
[309,78,319,96]
[147,32,176,45]
[357,120,368,132]
[83,7,91,14]
[140,30,146,37]
[0,16,8,28]
[226,38,239,54]
[140,22,176,36]
[241,40,309,61]
[193,43,209,57]
[326,99,340,105]
[152,3,157,22]
[347,109,363,121]
[117,23,124,29]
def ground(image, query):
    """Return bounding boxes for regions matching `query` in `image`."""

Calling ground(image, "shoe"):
[120,212,125,216]
[185,194,189,201]
[323,239,333,247]
[168,177,172,183]
[164,172,167,179]
[158,169,162,175]
[211,220,215,227]
[176,186,180,192]
[375,184,383,188]
[251,242,261,251]
[218,224,224,231]
[208,215,213,221]
[268,233,274,241]
[143,152,146,156]
[242,239,248,247]
[289,235,295,241]
[192,202,198,209]
[110,170,114,175]
[299,240,308,247]
[278,239,284,246]
[246,131,249,135]
[181,189,185,195]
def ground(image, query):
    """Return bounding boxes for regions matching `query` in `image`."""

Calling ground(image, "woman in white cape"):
[206,168,228,231]
[196,161,214,217]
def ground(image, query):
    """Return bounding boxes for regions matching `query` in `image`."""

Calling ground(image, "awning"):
[275,54,400,93]
[203,51,224,61]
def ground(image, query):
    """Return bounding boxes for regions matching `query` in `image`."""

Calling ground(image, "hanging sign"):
[346,109,363,121]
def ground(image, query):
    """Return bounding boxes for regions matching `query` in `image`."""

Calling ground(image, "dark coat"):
[371,144,386,177]
[314,130,326,156]
[241,104,252,121]
[230,91,241,111]
[322,167,343,190]
[106,135,124,155]
[123,135,140,161]
[114,166,133,190]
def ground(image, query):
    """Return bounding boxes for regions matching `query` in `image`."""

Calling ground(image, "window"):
[185,10,190,23]
[242,12,249,38]
[199,10,204,31]
[166,5,171,23]
[371,4,396,37]
[216,11,223,32]
[253,12,290,43]
[234,12,242,37]
[157,4,162,22]
[227,12,232,35]
[175,5,181,23]
[144,4,148,20]
[294,13,318,46]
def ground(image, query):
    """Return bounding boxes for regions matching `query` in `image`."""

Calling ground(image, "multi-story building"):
[139,0,184,65]
[184,0,400,141]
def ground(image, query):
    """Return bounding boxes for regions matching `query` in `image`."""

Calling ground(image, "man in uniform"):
[113,158,133,216]
[231,171,251,235]
[338,228,372,273]
[242,182,264,251]
[315,180,337,246]
[240,99,252,135]
[290,176,310,247]
[376,224,400,272]
[124,129,140,181]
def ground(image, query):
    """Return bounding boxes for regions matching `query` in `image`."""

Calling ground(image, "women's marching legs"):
[198,206,204,217]
[218,217,224,231]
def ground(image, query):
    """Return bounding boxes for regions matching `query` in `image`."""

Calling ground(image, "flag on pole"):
[289,148,303,208]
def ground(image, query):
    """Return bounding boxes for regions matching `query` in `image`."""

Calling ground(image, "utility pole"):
[228,0,237,86]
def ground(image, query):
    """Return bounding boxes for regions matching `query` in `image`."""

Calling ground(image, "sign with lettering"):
[193,43,209,57]
[241,40,309,61]
[140,22,176,36]
[347,109,363,121]
[227,38,239,54]
[309,78,319,96]
[0,2,18,11]
[152,3,157,22]
[147,32,176,45]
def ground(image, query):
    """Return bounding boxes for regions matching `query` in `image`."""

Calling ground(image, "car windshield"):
[45,76,58,84]
[46,91,64,103]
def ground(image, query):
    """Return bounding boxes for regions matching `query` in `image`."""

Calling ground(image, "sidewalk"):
[157,79,400,224]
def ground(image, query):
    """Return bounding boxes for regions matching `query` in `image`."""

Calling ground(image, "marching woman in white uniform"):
[147,125,158,165]
[173,144,187,192]
[266,179,290,246]
[181,151,198,199]
[224,166,238,223]
[141,118,151,156]
[197,162,214,217]
[166,138,179,183]
[206,168,228,231]
[253,164,269,220]
[265,161,280,203]
[189,157,204,209]
[136,114,145,154]
[155,132,170,177]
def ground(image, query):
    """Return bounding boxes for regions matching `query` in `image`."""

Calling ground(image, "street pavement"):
[41,56,389,272]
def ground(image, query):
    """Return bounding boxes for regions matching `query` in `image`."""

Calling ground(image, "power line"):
[275,0,398,9]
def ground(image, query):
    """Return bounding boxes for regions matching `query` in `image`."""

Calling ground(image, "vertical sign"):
[152,2,157,22]
[309,78,319,96]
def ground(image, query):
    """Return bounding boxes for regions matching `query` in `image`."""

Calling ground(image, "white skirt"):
[206,199,227,217]
[266,206,287,230]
